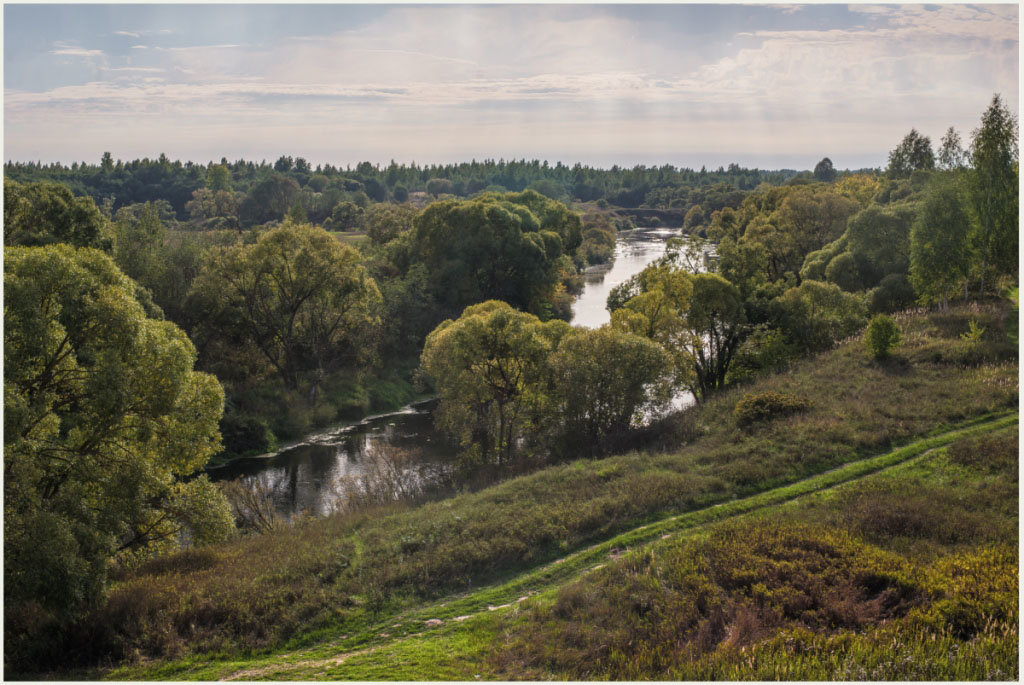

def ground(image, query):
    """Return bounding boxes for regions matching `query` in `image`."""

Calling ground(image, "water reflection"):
[210,227,690,518]
[208,401,455,518]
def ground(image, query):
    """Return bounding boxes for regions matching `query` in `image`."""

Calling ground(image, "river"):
[208,226,685,517]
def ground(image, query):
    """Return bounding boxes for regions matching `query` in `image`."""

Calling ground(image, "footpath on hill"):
[110,410,1017,681]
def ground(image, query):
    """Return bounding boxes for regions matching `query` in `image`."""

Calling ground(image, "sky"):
[3,3,1019,171]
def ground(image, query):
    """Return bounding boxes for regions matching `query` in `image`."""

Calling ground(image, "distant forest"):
[4,154,825,221]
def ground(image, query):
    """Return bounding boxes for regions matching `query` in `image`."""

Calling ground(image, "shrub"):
[733,391,810,425]
[865,314,900,359]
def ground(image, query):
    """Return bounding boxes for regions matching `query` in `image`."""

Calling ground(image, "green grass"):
[491,423,1018,680]
[105,414,1017,681]
[14,304,1016,679]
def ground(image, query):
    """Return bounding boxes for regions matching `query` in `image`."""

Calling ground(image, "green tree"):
[968,94,1018,297]
[112,202,166,287]
[364,202,418,244]
[813,157,837,183]
[685,273,747,400]
[909,174,972,306]
[4,178,113,251]
[426,177,454,197]
[411,190,581,317]
[548,326,672,454]
[887,129,935,178]
[420,301,569,467]
[4,245,232,642]
[328,201,362,231]
[683,204,705,230]
[864,314,900,359]
[238,174,300,226]
[771,280,866,353]
[191,222,382,398]
[206,163,233,193]
[937,127,967,170]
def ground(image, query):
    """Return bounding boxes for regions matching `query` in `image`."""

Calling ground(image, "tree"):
[238,174,300,226]
[4,178,113,251]
[206,163,233,193]
[548,326,672,454]
[968,94,1018,297]
[909,174,972,306]
[685,273,747,400]
[410,190,582,317]
[363,202,419,244]
[770,280,867,353]
[813,157,837,183]
[4,245,232,641]
[190,222,382,398]
[864,314,900,359]
[393,184,409,203]
[887,129,935,178]
[683,204,705,230]
[610,267,745,402]
[328,201,362,231]
[426,177,454,197]
[937,127,967,170]
[420,301,569,467]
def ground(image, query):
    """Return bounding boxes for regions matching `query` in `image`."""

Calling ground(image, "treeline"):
[5,154,800,224]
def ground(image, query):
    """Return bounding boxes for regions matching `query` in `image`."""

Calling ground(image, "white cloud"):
[50,47,104,58]
[113,30,141,38]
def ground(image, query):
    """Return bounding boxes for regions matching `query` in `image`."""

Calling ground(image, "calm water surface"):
[209,226,686,517]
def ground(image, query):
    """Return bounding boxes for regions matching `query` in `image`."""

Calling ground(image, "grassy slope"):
[54,302,1015,680]
[113,413,1017,680]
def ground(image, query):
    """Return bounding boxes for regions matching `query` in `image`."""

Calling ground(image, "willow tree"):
[420,301,570,467]
[4,245,232,644]
[191,222,381,400]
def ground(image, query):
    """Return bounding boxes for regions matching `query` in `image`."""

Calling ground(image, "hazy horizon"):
[5,4,1019,170]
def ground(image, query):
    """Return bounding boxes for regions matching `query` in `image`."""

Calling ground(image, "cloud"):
[131,45,148,50]
[50,47,104,58]
[113,30,141,38]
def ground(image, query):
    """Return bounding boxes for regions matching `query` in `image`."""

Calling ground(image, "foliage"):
[967,94,1018,296]
[190,222,382,394]
[733,391,810,425]
[725,325,795,384]
[4,178,113,251]
[937,127,968,170]
[770,280,867,353]
[813,157,837,183]
[548,326,673,454]
[909,173,972,305]
[238,174,300,226]
[4,245,232,666]
[420,301,569,467]
[409,190,581,318]
[363,202,418,244]
[864,314,900,359]
[961,318,986,344]
[867,273,916,314]
[887,129,935,178]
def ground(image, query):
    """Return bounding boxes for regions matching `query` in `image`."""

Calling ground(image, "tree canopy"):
[4,178,112,252]
[4,245,232,631]
[190,222,382,397]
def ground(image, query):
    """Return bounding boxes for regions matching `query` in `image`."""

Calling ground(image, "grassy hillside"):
[20,302,1016,679]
